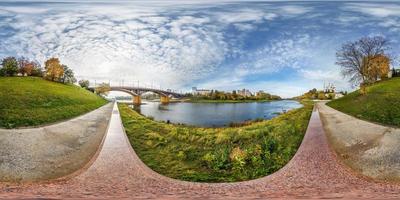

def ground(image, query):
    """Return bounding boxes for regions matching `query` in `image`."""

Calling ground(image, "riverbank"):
[118,101,313,182]
[0,77,107,128]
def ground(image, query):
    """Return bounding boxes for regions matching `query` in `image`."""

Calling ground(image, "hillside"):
[327,78,400,127]
[0,77,107,128]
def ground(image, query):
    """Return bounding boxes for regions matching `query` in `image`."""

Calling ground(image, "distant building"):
[334,93,344,99]
[191,87,211,96]
[237,88,252,97]
[323,82,336,93]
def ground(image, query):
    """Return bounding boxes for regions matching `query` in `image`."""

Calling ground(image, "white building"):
[191,87,211,96]
[237,89,252,97]
[334,93,344,99]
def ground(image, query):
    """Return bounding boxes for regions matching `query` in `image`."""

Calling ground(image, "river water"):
[127,100,302,127]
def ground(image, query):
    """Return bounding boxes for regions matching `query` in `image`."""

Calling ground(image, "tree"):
[61,65,76,84]
[44,57,64,81]
[18,57,37,76]
[1,57,18,76]
[364,54,390,81]
[31,61,43,77]
[336,36,391,94]
[232,90,237,100]
[79,79,90,89]
[317,92,326,100]
[95,82,110,95]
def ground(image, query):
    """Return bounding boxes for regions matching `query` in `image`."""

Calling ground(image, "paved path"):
[0,103,400,199]
[0,103,113,182]
[318,102,400,182]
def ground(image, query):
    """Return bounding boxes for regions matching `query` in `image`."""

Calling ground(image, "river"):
[126,100,302,127]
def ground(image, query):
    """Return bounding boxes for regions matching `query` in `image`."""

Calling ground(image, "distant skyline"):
[0,1,399,97]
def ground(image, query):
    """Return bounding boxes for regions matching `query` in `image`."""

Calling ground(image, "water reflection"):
[127,100,302,127]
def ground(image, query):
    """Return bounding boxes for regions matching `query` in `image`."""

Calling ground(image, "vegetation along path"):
[1,103,400,199]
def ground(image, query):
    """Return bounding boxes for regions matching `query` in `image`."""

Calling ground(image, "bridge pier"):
[160,96,170,104]
[133,96,141,105]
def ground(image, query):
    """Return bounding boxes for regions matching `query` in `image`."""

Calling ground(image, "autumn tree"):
[0,57,18,76]
[336,36,391,93]
[44,57,64,81]
[17,57,37,76]
[363,54,390,82]
[95,82,110,95]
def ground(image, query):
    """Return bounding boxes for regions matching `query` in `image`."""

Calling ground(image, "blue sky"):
[0,1,400,97]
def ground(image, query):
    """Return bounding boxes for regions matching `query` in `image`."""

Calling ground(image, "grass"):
[118,101,313,182]
[327,78,400,127]
[0,77,107,128]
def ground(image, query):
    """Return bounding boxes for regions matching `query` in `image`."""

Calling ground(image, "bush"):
[78,79,90,89]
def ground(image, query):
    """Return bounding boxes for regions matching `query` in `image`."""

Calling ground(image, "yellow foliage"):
[229,147,247,163]
[44,57,64,81]
[95,82,110,95]
[362,54,390,83]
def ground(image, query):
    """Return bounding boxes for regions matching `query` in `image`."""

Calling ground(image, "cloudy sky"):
[1,1,400,97]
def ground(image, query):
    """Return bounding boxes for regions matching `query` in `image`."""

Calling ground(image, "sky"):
[0,1,400,97]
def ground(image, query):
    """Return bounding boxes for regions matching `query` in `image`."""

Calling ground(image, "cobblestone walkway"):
[0,103,399,199]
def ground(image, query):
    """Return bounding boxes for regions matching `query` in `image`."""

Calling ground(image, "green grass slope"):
[0,77,107,128]
[327,78,400,127]
[118,102,313,182]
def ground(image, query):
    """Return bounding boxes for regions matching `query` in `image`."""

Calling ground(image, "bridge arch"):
[108,87,175,105]
[109,87,142,105]
[109,87,139,96]
[91,86,183,105]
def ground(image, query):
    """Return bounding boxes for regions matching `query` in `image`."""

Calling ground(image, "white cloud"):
[279,5,311,15]
[0,6,48,14]
[299,69,340,81]
[235,34,314,76]
[0,1,378,96]
[344,3,400,18]
[214,8,266,23]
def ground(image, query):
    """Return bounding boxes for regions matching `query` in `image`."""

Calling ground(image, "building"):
[237,88,252,97]
[323,82,336,93]
[191,87,211,96]
[334,93,344,99]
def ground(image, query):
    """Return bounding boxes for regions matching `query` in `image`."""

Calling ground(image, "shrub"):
[230,147,247,171]
[78,79,90,89]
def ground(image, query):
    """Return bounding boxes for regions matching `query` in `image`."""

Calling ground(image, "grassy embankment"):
[0,77,107,128]
[327,78,400,127]
[118,101,313,182]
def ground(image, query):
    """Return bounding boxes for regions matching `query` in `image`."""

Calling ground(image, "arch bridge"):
[93,86,184,105]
